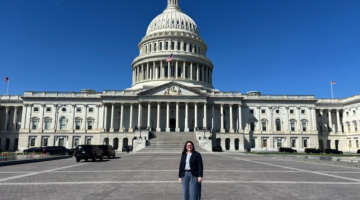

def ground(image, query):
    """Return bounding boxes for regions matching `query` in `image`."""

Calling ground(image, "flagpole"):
[331,81,333,99]
[7,80,9,95]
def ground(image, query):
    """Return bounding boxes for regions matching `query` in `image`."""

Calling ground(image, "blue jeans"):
[182,172,201,200]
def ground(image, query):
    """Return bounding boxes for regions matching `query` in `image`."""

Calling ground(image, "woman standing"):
[178,141,203,200]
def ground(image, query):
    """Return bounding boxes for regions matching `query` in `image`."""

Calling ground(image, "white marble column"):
[147,103,151,129]
[160,61,163,79]
[96,104,100,131]
[190,63,193,80]
[71,104,76,132]
[13,107,18,131]
[21,104,28,130]
[167,62,171,78]
[185,102,189,132]
[202,65,205,82]
[328,109,333,133]
[183,62,186,79]
[203,103,207,130]
[153,61,156,79]
[166,102,170,132]
[176,103,180,132]
[103,105,108,132]
[285,107,289,131]
[129,104,134,132]
[119,103,124,132]
[268,107,272,132]
[38,104,45,132]
[336,109,341,133]
[52,104,57,131]
[138,103,142,129]
[220,104,225,133]
[256,106,261,132]
[155,65,158,79]
[230,104,234,133]
[194,103,198,131]
[238,104,242,132]
[175,60,179,78]
[156,102,161,132]
[4,106,9,130]
[83,105,88,132]
[146,63,149,80]
[110,103,115,132]
[27,104,33,131]
[196,64,200,81]
[320,109,325,133]
[212,104,215,131]
[297,107,301,132]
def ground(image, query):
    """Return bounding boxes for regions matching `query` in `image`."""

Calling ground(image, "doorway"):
[170,119,176,132]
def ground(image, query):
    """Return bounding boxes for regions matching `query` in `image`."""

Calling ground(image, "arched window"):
[154,43,157,51]
[60,117,66,130]
[276,119,281,131]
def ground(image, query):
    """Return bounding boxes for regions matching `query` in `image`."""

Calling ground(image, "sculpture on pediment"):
[164,85,182,95]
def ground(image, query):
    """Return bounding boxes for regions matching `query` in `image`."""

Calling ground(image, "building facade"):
[0,0,359,152]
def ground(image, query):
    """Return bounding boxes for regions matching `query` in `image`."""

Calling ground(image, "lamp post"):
[203,129,206,139]
[139,130,142,139]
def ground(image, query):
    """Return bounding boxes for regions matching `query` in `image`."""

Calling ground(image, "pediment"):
[138,82,206,96]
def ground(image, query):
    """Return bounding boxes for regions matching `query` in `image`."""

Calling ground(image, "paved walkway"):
[0,152,360,199]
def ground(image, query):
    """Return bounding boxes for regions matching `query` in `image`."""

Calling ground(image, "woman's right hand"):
[179,178,182,183]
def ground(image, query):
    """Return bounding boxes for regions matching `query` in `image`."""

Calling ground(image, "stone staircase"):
[138,132,204,153]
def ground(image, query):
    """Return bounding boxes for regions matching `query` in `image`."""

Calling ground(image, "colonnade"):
[0,105,20,132]
[318,109,343,133]
[105,102,242,133]
[132,60,212,85]
[140,39,204,56]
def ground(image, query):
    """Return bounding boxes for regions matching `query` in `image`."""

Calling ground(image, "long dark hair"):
[182,141,195,155]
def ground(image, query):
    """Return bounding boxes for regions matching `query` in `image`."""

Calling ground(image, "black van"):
[278,147,297,153]
[74,145,104,162]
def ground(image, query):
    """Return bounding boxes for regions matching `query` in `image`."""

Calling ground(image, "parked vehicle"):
[98,145,116,158]
[122,145,133,152]
[304,148,323,154]
[357,149,360,154]
[324,149,343,154]
[23,147,43,154]
[42,146,74,155]
[278,147,297,153]
[74,145,104,162]
[212,146,222,152]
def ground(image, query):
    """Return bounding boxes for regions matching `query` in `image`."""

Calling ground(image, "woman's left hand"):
[198,177,202,183]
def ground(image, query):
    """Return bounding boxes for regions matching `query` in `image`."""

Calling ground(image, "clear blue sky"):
[1,0,359,98]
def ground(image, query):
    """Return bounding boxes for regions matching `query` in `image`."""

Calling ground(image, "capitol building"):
[1,0,360,153]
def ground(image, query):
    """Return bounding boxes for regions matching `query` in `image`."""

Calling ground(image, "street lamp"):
[203,129,206,139]
[139,130,142,139]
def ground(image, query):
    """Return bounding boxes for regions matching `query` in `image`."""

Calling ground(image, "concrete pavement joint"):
[0,163,88,182]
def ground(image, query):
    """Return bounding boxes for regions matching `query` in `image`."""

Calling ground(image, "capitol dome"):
[146,0,200,36]
[130,0,214,91]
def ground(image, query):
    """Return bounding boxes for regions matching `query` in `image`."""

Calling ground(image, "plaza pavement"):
[0,151,359,200]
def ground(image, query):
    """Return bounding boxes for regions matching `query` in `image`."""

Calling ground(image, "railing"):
[0,95,22,100]
[23,92,100,97]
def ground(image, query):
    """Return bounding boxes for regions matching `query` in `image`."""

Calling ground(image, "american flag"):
[331,80,336,85]
[166,53,173,62]
[4,77,9,82]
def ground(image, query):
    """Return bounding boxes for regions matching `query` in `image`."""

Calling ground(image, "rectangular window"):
[347,112,349,116]
[59,138,64,147]
[250,122,255,131]
[356,140,359,149]
[171,42,174,50]
[177,42,180,50]
[154,43,157,51]
[44,120,50,130]
[34,107,39,112]
[75,121,81,130]
[303,139,308,148]
[60,120,66,130]
[43,138,48,147]
[291,122,295,131]
[301,110,306,114]
[46,107,51,112]
[149,44,151,52]
[261,109,266,114]
[189,44,192,52]
[32,120,38,130]
[30,138,35,147]
[165,42,168,50]
[250,109,254,114]
[159,42,162,50]
[292,139,296,148]
[194,45,197,53]
[183,43,187,51]
[76,108,81,112]
[353,110,356,115]
[302,122,307,131]
[349,140,352,148]
[87,121,93,130]
[89,108,94,112]
[355,124,358,132]
[262,122,267,131]
[290,110,294,114]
